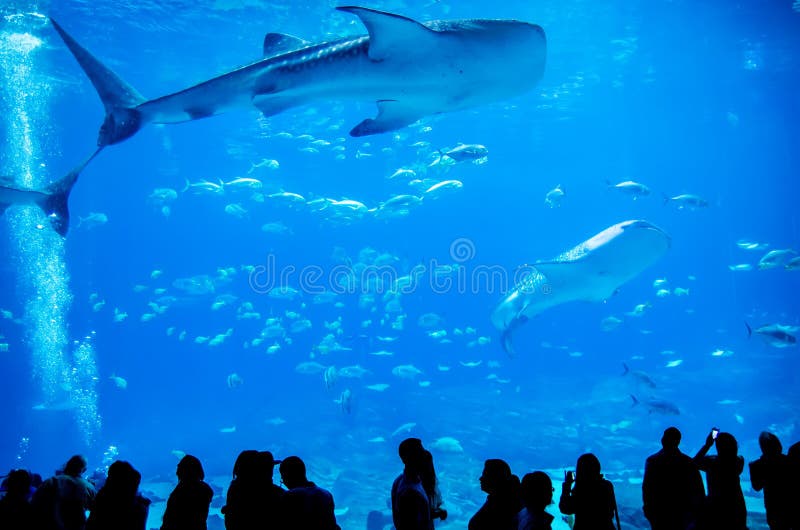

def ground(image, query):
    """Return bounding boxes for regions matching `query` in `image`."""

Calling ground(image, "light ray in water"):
[1,15,101,446]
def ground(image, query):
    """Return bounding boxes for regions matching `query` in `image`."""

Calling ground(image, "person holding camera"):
[693,429,747,530]
[559,453,619,530]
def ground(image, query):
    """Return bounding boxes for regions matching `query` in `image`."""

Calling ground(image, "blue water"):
[1,0,798,528]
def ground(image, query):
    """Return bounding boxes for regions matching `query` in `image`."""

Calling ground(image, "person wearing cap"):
[278,456,340,530]
[161,455,213,530]
[222,450,286,530]
[391,438,433,530]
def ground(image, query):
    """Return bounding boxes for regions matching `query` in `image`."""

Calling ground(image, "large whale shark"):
[0,150,100,237]
[492,220,671,353]
[49,6,546,147]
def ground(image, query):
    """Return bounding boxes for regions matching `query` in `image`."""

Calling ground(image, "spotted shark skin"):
[49,6,546,147]
[492,220,671,353]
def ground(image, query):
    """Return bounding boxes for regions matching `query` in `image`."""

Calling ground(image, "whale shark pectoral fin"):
[500,314,528,355]
[252,93,295,118]
[336,6,435,61]
[350,100,422,137]
[263,33,310,57]
[531,260,590,291]
[501,328,515,355]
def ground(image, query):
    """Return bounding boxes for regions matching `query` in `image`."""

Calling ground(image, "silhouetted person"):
[788,441,800,529]
[161,455,213,530]
[391,438,432,530]
[86,460,150,530]
[468,458,521,530]
[693,430,747,530]
[559,453,618,530]
[750,432,791,530]
[222,450,285,530]
[278,455,340,530]
[32,454,97,530]
[0,469,34,529]
[420,449,447,522]
[642,427,705,530]
[517,471,554,530]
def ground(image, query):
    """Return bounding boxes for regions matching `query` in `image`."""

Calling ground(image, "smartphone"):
[711,428,719,440]
[566,471,574,482]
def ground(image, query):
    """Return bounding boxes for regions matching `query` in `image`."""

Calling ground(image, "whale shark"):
[492,220,671,353]
[0,150,100,237]
[49,6,546,147]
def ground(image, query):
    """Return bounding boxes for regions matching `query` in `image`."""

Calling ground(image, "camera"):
[711,428,719,440]
[432,508,448,521]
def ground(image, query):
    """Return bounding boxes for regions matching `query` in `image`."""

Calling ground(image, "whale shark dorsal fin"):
[263,33,309,57]
[336,6,434,61]
[350,99,423,137]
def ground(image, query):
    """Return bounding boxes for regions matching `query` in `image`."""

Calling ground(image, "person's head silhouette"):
[521,471,552,510]
[758,432,782,457]
[715,432,738,458]
[63,455,88,477]
[398,438,426,473]
[279,456,308,489]
[176,455,204,482]
[661,427,681,449]
[576,453,602,481]
[479,459,512,494]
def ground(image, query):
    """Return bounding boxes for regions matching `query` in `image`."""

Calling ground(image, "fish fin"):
[499,314,528,356]
[745,322,752,338]
[500,327,516,356]
[336,6,435,61]
[350,100,422,137]
[531,260,583,291]
[622,362,629,376]
[50,19,145,146]
[41,149,100,237]
[263,33,309,56]
[630,394,639,407]
[252,94,298,118]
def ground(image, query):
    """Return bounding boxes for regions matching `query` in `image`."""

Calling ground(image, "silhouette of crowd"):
[1,428,799,530]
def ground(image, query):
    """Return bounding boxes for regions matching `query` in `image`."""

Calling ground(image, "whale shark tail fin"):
[42,148,103,237]
[50,19,145,147]
[745,322,752,338]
